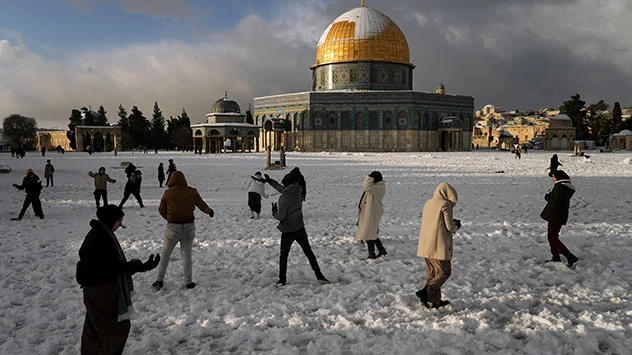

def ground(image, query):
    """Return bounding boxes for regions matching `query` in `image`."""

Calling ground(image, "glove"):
[112,180,117,183]
[12,184,19,188]
[271,202,278,214]
[125,259,144,274]
[264,174,273,183]
[141,254,161,272]
[209,209,214,218]
[453,219,462,229]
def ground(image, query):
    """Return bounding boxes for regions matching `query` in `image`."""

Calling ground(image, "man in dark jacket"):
[265,169,328,286]
[158,163,165,187]
[119,170,144,208]
[166,159,177,185]
[124,163,136,178]
[77,205,159,354]
[540,170,579,267]
[12,168,44,220]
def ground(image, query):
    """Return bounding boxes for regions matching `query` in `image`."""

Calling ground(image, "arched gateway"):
[75,126,121,152]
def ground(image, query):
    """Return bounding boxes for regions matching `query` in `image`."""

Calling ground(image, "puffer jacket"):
[417,182,459,261]
[159,171,212,224]
[268,180,304,233]
[540,179,576,225]
[15,173,42,196]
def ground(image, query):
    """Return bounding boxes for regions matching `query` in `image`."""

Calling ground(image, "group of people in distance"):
[8,153,579,354]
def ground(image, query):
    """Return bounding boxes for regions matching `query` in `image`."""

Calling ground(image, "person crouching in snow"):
[153,171,214,290]
[416,182,461,309]
[540,170,579,267]
[76,205,160,355]
[12,168,44,220]
[246,171,268,219]
[265,169,328,286]
[356,171,387,259]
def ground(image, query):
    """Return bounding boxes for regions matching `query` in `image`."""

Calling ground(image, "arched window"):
[384,112,393,129]
[314,112,323,129]
[264,120,273,132]
[398,111,408,129]
[293,112,299,131]
[341,111,351,130]
[412,111,421,129]
[255,115,260,126]
[210,129,221,136]
[301,111,308,130]
[356,112,365,130]
[194,129,203,136]
[328,112,337,129]
[422,112,430,130]
[369,111,379,130]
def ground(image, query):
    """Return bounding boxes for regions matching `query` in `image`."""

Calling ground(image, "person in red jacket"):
[152,171,214,290]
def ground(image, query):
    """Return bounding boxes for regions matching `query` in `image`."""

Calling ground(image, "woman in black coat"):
[540,170,579,267]
[77,205,159,354]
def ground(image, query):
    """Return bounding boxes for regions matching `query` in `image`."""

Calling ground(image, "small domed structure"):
[548,114,573,128]
[212,93,241,114]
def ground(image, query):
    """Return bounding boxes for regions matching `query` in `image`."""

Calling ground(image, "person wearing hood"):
[76,205,160,354]
[416,182,461,309]
[12,168,44,220]
[265,169,328,286]
[540,170,579,267]
[548,154,562,177]
[153,171,214,290]
[124,163,136,178]
[89,167,117,208]
[158,163,165,187]
[119,170,144,209]
[356,171,387,259]
[246,171,268,219]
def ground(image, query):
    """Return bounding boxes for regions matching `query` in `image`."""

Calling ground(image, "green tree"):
[175,108,193,148]
[128,106,150,148]
[560,94,588,139]
[612,102,623,133]
[587,100,609,144]
[150,101,166,149]
[66,108,83,150]
[95,105,109,126]
[2,114,38,147]
[117,104,133,150]
[81,107,95,126]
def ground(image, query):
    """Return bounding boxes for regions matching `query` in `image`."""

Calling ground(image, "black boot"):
[564,253,579,268]
[367,253,377,259]
[377,248,388,258]
[415,286,430,309]
[431,300,450,309]
[545,254,562,263]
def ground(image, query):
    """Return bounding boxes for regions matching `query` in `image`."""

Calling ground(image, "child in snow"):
[158,163,165,187]
[44,159,55,187]
[12,168,44,220]
[153,171,214,290]
[265,169,328,286]
[246,171,268,219]
[416,182,461,309]
[76,205,160,354]
[355,171,387,259]
[540,170,579,267]
[119,170,144,208]
[89,167,117,208]
[548,154,562,176]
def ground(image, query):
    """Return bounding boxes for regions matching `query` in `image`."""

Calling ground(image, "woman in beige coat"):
[416,182,461,309]
[355,171,387,259]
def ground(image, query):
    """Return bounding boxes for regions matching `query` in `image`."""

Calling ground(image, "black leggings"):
[19,195,43,219]
[279,227,323,282]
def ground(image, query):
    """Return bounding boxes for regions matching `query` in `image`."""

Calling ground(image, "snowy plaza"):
[1,150,631,354]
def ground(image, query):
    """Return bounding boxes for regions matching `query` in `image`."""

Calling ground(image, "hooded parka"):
[417,182,459,261]
[159,171,212,224]
[355,175,386,241]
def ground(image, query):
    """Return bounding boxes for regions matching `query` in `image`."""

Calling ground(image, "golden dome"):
[314,6,412,68]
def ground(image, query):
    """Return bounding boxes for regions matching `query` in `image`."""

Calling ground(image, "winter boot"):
[256,213,260,219]
[415,286,430,309]
[152,281,163,290]
[367,253,377,259]
[377,248,388,258]
[276,280,286,286]
[545,254,562,263]
[250,211,254,219]
[431,300,451,309]
[185,282,196,289]
[564,253,579,268]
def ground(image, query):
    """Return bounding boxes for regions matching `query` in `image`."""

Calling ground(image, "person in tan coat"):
[88,167,116,208]
[152,171,214,290]
[416,182,461,309]
[355,171,387,259]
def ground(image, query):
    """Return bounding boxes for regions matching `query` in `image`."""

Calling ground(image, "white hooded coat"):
[355,176,386,242]
[417,182,459,261]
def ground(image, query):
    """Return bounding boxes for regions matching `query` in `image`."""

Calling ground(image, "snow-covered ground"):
[1,150,631,355]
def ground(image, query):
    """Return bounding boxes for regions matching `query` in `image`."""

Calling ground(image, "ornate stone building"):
[254,3,474,152]
[75,126,121,152]
[36,130,74,152]
[191,94,259,153]
[544,115,575,150]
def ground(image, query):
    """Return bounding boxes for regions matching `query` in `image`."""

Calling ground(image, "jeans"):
[46,175,53,187]
[156,223,196,284]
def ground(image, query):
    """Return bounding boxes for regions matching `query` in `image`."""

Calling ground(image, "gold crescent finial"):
[361,0,365,7]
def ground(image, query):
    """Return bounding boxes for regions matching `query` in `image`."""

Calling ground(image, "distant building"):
[36,130,73,152]
[609,129,632,151]
[254,3,474,152]
[544,114,575,150]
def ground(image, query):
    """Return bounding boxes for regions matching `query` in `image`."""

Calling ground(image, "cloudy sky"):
[2,0,632,128]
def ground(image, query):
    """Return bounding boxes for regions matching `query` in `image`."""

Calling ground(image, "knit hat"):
[96,205,125,229]
[368,171,383,183]
[282,167,304,187]
[25,168,33,176]
[553,170,570,180]
[254,171,262,177]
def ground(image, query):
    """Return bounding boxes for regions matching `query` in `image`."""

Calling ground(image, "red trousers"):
[547,223,570,257]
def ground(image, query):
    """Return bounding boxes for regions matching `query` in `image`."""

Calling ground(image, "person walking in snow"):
[548,154,562,177]
[540,170,579,267]
[44,159,55,187]
[264,169,328,286]
[416,182,461,309]
[166,159,177,185]
[246,171,268,219]
[119,170,144,208]
[158,163,165,187]
[89,167,117,208]
[12,168,44,220]
[152,171,214,290]
[76,205,160,355]
[355,171,388,259]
